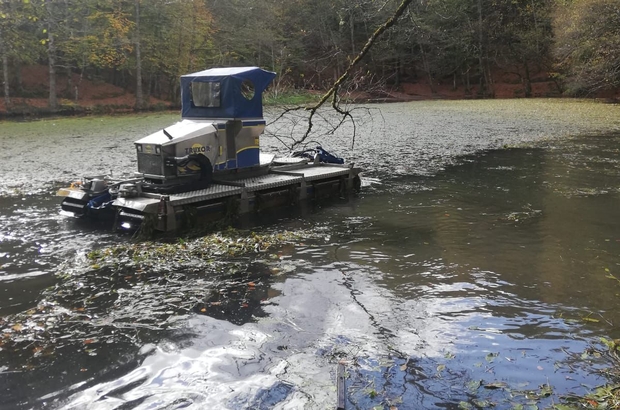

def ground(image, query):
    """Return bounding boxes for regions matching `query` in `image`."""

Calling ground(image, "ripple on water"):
[1,103,620,408]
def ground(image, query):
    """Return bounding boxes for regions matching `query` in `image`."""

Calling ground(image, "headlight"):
[136,144,143,153]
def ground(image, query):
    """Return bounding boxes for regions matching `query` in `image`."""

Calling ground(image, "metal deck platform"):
[281,165,352,181]
[238,173,304,192]
[161,164,353,206]
[168,184,243,207]
[76,163,360,232]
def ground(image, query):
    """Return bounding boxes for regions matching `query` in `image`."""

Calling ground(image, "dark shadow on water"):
[0,237,290,409]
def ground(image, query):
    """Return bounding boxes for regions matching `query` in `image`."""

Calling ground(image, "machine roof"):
[180,66,276,119]
[181,66,268,78]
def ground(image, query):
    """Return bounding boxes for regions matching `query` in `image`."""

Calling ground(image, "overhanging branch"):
[286,0,414,150]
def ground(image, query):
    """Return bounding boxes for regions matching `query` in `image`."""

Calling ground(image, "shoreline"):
[1,90,618,120]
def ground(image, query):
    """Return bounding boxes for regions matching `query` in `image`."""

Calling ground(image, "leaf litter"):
[0,227,320,371]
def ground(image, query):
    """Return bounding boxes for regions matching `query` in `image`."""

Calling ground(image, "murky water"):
[1,100,620,409]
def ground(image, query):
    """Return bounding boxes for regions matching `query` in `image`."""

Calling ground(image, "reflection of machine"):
[59,67,361,232]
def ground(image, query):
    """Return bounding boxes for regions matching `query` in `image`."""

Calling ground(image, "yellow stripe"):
[236,146,259,154]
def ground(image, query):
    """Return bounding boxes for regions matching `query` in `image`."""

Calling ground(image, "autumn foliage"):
[0,0,618,114]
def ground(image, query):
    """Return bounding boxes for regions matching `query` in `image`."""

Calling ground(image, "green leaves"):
[486,352,499,362]
[600,337,620,352]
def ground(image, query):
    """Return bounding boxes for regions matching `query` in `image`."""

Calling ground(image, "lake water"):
[1,100,619,409]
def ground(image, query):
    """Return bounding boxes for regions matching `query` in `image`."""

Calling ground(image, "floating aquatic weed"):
[553,187,613,198]
[557,338,620,409]
[605,271,620,285]
[84,227,317,270]
[340,353,572,410]
[502,204,543,224]
[0,227,318,370]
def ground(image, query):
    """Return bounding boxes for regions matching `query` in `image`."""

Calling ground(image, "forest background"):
[0,0,619,115]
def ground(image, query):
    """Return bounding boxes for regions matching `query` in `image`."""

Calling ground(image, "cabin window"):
[191,81,221,107]
[240,79,255,100]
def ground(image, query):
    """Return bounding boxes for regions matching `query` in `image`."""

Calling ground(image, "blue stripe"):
[242,120,266,127]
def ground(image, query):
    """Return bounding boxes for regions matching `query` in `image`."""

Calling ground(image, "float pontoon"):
[59,67,361,232]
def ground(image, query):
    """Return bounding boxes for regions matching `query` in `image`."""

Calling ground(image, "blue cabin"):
[181,66,276,120]
[135,67,276,183]
[178,66,276,170]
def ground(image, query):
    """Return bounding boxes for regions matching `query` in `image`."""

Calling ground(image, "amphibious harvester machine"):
[59,67,361,232]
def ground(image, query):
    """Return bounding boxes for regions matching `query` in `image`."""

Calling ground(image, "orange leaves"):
[69,9,135,69]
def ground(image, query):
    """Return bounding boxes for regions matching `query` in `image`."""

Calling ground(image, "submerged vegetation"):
[557,273,620,409]
[6,221,613,408]
[0,228,316,371]
[5,224,617,408]
[560,339,620,409]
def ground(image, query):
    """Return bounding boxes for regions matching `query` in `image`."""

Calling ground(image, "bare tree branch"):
[272,0,415,152]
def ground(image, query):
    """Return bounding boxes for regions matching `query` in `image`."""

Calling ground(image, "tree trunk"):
[485,62,494,97]
[395,57,401,87]
[257,41,262,68]
[2,55,9,108]
[15,62,23,93]
[46,0,58,110]
[147,71,152,101]
[66,66,73,99]
[463,68,471,95]
[1,40,10,108]
[134,0,144,110]
[156,75,161,99]
[419,45,435,94]
[477,0,486,97]
[47,35,57,109]
[349,12,355,54]
[523,60,532,97]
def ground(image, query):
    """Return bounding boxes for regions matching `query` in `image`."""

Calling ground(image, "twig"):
[284,0,415,151]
